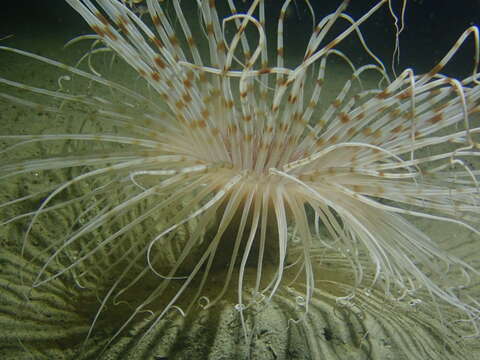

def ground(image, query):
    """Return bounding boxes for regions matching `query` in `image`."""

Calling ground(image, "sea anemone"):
[0,0,479,359]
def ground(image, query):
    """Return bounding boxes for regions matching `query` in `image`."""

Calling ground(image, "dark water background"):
[0,0,479,79]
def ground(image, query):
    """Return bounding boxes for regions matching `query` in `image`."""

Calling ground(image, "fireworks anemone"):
[1,0,479,358]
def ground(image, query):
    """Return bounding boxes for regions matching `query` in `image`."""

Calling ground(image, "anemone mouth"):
[0,0,480,358]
